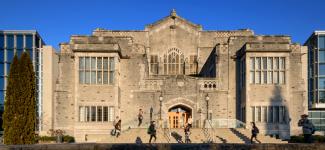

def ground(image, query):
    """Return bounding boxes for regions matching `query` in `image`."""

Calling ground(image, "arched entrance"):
[168,105,192,128]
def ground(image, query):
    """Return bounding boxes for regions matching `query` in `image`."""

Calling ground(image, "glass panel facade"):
[319,64,325,75]
[16,35,23,49]
[0,90,3,104]
[319,78,325,89]
[320,36,325,49]
[0,34,4,49]
[26,35,33,49]
[0,64,3,77]
[7,50,14,63]
[6,35,14,49]
[319,91,325,103]
[319,50,325,62]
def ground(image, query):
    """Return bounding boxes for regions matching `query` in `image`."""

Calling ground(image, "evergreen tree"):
[18,52,36,144]
[2,54,20,144]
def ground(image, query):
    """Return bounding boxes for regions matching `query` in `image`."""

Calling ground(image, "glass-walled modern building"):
[305,30,325,131]
[0,30,45,131]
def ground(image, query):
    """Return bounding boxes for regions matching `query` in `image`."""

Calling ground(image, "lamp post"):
[205,93,210,120]
[159,93,163,120]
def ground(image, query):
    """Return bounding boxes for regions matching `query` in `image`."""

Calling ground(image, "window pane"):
[320,78,325,89]
[0,64,4,77]
[0,35,4,49]
[320,36,325,49]
[0,77,3,90]
[0,90,4,104]
[256,57,261,70]
[91,57,96,70]
[97,106,102,121]
[85,71,90,84]
[268,106,273,123]
[274,106,279,123]
[79,71,84,84]
[0,50,4,62]
[250,71,254,84]
[26,35,33,49]
[85,106,90,122]
[263,107,267,122]
[250,58,254,70]
[91,106,96,122]
[17,49,23,57]
[263,71,267,84]
[268,57,273,70]
[268,71,273,84]
[319,50,325,62]
[79,57,85,69]
[109,107,114,122]
[103,57,108,70]
[16,35,23,49]
[109,71,114,84]
[91,71,96,84]
[103,106,108,121]
[274,57,279,70]
[280,71,285,84]
[6,35,14,49]
[280,57,285,69]
[257,106,261,122]
[109,57,114,71]
[79,106,85,122]
[255,71,261,84]
[274,71,279,84]
[97,71,102,84]
[7,50,14,62]
[319,64,325,75]
[262,57,267,69]
[85,57,90,70]
[103,71,108,84]
[319,91,325,103]
[97,57,102,69]
[251,107,255,122]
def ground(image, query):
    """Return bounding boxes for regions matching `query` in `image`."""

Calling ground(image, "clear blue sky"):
[1,0,325,49]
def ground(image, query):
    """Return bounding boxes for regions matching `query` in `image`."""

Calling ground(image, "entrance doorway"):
[168,105,192,128]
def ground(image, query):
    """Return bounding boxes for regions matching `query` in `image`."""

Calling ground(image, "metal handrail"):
[206,119,246,129]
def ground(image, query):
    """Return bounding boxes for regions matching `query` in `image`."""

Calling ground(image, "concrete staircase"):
[83,128,287,144]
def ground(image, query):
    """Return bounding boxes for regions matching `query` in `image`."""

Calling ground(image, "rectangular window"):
[103,57,108,84]
[255,71,261,84]
[150,55,158,74]
[252,107,255,122]
[268,57,273,70]
[85,106,90,122]
[257,106,261,122]
[16,35,23,49]
[79,106,85,122]
[189,55,198,74]
[279,71,285,84]
[319,78,325,89]
[250,71,255,84]
[109,106,115,122]
[0,34,4,49]
[256,57,261,70]
[79,57,85,84]
[262,57,267,70]
[263,106,267,122]
[103,106,108,121]
[274,71,279,84]
[0,64,4,77]
[268,106,273,123]
[97,57,102,84]
[319,50,325,63]
[26,35,33,49]
[97,106,102,121]
[319,91,325,103]
[91,106,96,122]
[262,71,267,84]
[274,106,279,123]
[279,57,285,70]
[250,58,255,70]
[319,36,325,49]
[6,35,14,49]
[268,71,273,84]
[7,50,14,63]
[91,57,96,84]
[109,57,115,84]
[250,57,285,84]
[319,64,325,75]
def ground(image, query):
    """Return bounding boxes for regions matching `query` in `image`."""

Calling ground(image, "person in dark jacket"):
[298,114,315,143]
[184,124,191,143]
[250,122,261,144]
[115,119,121,138]
[138,109,144,127]
[148,121,157,143]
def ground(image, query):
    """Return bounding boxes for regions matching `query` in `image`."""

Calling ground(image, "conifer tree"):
[2,54,20,144]
[18,52,36,144]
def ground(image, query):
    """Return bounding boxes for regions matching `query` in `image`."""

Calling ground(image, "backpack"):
[254,126,259,134]
[147,125,152,134]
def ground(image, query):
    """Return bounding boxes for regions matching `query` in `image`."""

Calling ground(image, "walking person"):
[298,114,315,143]
[138,109,144,127]
[115,119,121,138]
[187,116,193,128]
[148,121,157,143]
[250,122,261,144]
[111,116,119,136]
[184,124,191,143]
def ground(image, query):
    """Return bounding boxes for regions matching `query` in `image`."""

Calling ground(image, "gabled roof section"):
[145,9,202,31]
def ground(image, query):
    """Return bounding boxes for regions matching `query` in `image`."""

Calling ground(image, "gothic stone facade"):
[42,11,308,141]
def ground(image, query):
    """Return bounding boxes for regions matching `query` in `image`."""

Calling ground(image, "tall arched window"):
[163,48,184,75]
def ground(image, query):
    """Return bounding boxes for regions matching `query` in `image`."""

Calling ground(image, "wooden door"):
[168,112,188,128]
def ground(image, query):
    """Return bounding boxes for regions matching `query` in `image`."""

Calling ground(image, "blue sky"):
[1,0,325,49]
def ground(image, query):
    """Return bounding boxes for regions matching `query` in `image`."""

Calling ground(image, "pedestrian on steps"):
[115,119,121,138]
[298,114,315,143]
[138,109,144,127]
[250,122,261,144]
[184,124,191,143]
[187,116,193,128]
[148,121,157,143]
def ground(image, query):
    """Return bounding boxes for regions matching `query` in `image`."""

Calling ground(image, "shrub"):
[63,135,75,143]
[289,136,304,143]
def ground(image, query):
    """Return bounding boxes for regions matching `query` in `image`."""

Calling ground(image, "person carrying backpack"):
[148,121,157,143]
[184,124,191,143]
[298,114,315,143]
[250,122,261,144]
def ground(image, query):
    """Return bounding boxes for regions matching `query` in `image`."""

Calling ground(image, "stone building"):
[41,10,308,141]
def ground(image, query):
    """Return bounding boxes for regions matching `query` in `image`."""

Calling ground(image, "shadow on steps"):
[229,128,251,144]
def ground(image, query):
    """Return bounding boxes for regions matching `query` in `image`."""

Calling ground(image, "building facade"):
[41,10,308,141]
[0,30,46,131]
[304,31,325,131]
